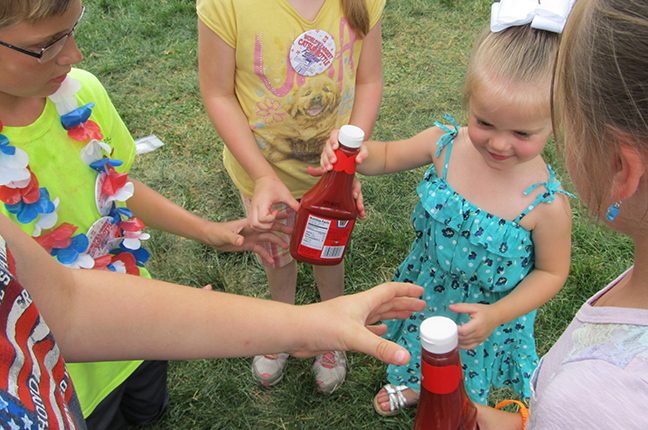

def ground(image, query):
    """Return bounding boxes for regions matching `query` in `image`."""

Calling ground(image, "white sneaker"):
[313,351,347,394]
[252,353,289,387]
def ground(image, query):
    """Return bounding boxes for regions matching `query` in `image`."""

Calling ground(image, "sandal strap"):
[385,384,409,412]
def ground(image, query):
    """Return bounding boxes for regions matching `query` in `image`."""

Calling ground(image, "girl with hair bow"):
[319,0,574,416]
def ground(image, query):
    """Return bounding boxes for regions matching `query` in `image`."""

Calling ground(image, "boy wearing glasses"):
[0,0,293,428]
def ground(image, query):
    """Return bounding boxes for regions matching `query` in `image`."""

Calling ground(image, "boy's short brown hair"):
[0,0,74,30]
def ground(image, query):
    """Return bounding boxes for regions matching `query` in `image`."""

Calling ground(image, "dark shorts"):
[84,360,169,430]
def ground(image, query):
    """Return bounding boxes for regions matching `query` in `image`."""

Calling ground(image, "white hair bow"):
[491,0,576,33]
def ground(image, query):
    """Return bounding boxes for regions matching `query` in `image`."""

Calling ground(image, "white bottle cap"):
[338,125,365,148]
[420,316,458,354]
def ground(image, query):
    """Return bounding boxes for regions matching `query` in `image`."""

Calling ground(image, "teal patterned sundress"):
[384,115,572,404]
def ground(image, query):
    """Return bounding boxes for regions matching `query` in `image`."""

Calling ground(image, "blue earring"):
[606,201,621,221]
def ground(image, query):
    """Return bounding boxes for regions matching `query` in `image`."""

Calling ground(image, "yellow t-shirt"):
[197,0,385,198]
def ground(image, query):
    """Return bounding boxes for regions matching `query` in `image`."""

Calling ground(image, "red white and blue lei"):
[0,76,148,274]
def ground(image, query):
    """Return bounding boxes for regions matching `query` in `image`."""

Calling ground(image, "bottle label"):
[420,360,462,394]
[295,214,355,261]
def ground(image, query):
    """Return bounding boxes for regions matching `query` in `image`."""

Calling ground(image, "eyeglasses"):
[0,5,85,63]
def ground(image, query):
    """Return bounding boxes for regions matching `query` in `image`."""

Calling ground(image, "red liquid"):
[413,347,478,430]
[290,144,359,265]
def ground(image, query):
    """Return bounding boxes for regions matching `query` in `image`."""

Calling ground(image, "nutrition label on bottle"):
[297,214,354,260]
[300,215,330,250]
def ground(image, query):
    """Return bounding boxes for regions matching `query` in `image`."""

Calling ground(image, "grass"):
[73,0,635,428]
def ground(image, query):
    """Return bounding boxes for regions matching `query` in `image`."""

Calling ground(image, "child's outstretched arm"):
[451,194,573,350]
[0,212,425,365]
[197,19,299,231]
[319,126,447,176]
[126,180,290,265]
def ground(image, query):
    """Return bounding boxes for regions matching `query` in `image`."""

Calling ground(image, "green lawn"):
[75,0,634,428]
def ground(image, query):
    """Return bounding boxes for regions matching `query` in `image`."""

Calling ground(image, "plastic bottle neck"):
[330,144,359,175]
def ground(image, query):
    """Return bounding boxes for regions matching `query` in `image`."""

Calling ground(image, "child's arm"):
[126,180,290,265]
[348,18,383,137]
[319,126,446,176]
[0,212,425,364]
[450,194,573,350]
[197,19,299,230]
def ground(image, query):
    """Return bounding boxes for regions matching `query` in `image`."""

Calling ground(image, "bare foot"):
[374,385,419,415]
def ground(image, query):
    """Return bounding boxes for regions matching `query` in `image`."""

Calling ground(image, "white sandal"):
[373,383,416,417]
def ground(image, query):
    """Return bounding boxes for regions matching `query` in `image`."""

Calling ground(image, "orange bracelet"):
[495,399,529,429]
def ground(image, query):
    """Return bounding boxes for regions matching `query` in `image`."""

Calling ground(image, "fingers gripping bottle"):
[413,317,479,430]
[290,125,364,265]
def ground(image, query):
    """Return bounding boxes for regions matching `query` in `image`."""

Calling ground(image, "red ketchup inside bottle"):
[290,125,364,265]
[413,317,479,430]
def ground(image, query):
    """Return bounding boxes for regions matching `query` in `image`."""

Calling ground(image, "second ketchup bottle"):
[289,125,364,265]
[413,316,479,430]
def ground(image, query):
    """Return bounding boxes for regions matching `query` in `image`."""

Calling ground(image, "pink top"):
[528,267,648,429]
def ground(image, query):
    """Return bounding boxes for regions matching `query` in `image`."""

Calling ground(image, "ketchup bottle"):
[290,125,364,265]
[413,317,479,430]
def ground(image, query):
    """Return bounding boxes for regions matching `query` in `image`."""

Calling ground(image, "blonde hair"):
[553,0,648,208]
[464,24,560,112]
[0,0,73,29]
[341,0,370,39]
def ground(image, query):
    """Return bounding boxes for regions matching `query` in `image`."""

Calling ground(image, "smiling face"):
[467,81,553,171]
[0,0,83,104]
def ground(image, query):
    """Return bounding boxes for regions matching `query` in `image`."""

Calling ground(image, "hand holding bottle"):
[314,128,370,173]
[307,128,369,220]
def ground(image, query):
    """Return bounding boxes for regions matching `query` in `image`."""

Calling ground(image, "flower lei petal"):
[80,139,112,165]
[64,252,95,269]
[93,254,113,270]
[61,103,94,129]
[4,186,54,224]
[112,243,150,265]
[34,222,78,253]
[48,75,81,115]
[0,169,41,205]
[67,119,103,142]
[90,158,123,172]
[51,233,89,265]
[33,197,60,237]
[0,75,149,270]
[109,252,140,276]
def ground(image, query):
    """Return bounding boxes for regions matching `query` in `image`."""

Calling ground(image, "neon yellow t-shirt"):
[1,68,143,417]
[197,0,385,198]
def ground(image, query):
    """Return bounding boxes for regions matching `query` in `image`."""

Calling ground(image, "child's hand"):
[475,404,525,430]
[203,218,291,265]
[250,176,300,231]
[305,130,367,219]
[449,303,501,350]
[305,160,366,220]
[312,129,369,174]
[352,176,366,220]
[291,282,426,366]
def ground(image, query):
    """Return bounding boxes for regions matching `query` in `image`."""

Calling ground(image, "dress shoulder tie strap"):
[433,114,459,180]
[514,164,576,223]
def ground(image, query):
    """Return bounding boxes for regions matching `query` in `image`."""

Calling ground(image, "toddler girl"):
[322,1,574,413]
[197,0,383,393]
